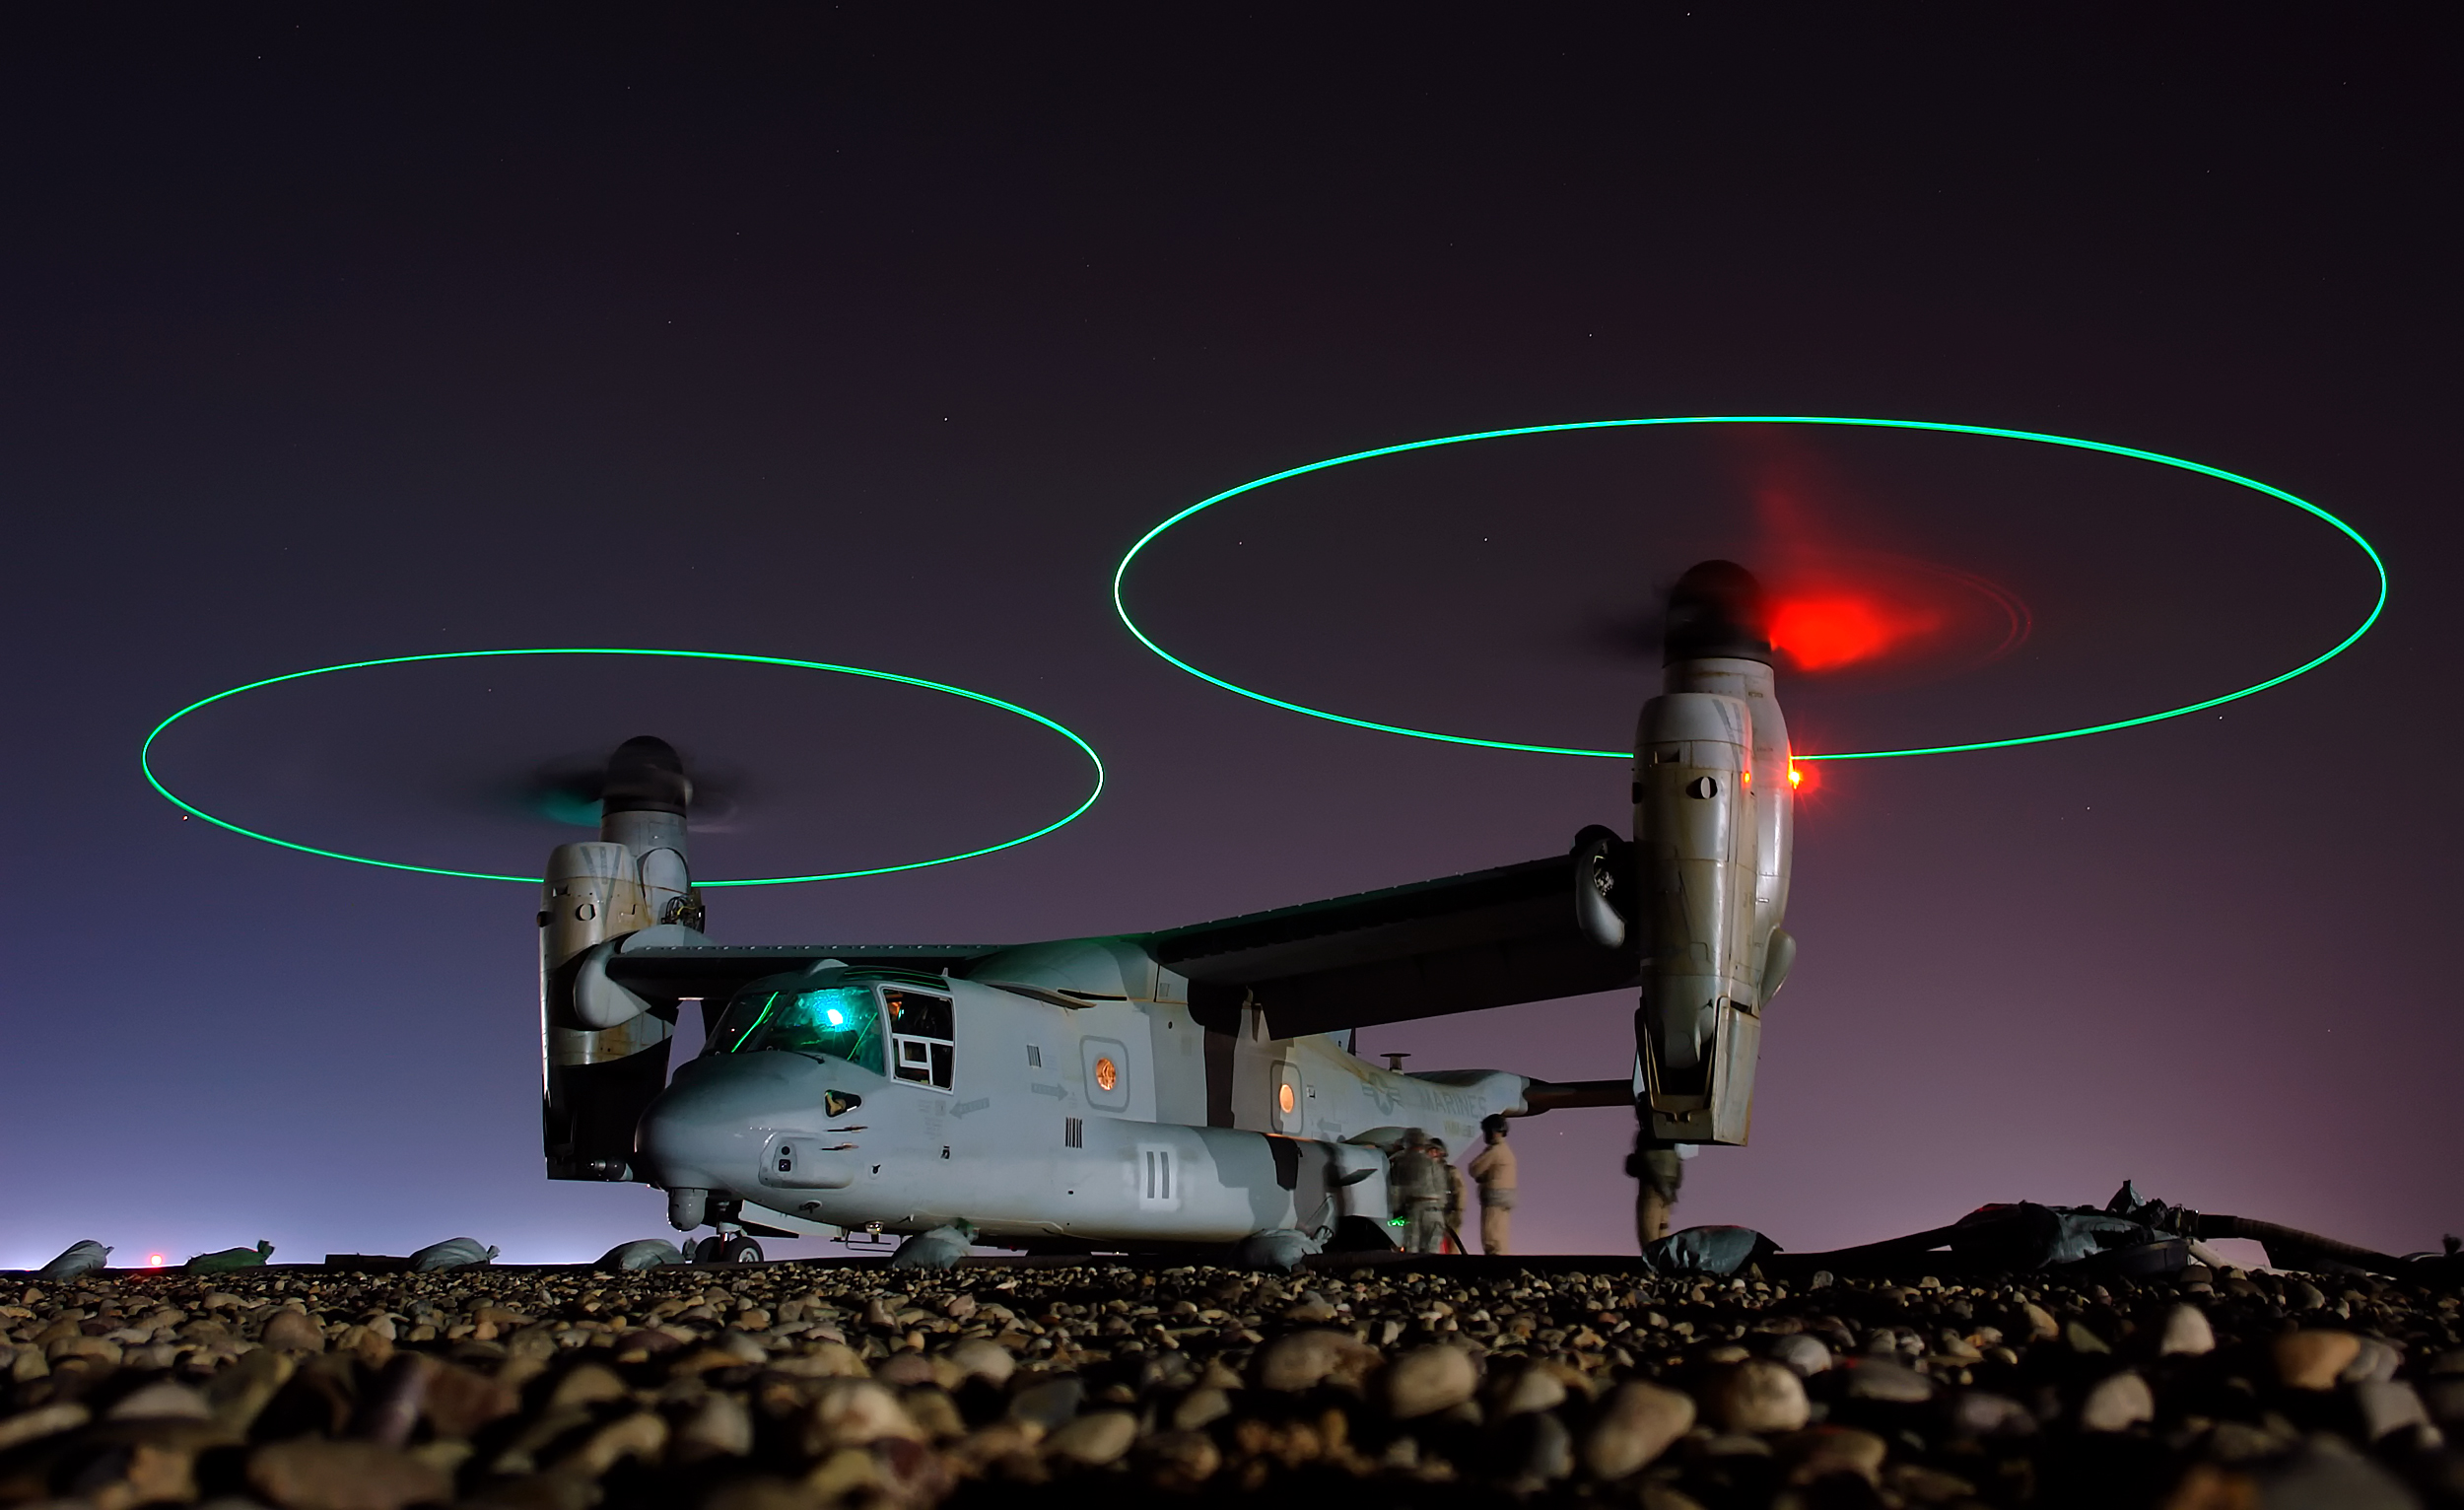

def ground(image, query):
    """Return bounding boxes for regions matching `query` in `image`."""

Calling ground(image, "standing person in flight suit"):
[1392,1129,1450,1254]
[1469,1114,1518,1255]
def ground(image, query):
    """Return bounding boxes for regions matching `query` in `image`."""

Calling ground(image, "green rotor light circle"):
[141,649,1106,885]
[1113,416,2388,761]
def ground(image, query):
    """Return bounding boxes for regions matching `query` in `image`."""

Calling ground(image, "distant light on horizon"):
[148,1253,166,1266]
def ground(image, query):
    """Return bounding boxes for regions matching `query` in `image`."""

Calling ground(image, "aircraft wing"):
[1138,851,1635,1038]
[601,943,1008,1000]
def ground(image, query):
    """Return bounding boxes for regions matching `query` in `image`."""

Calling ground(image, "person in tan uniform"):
[1468,1114,1518,1255]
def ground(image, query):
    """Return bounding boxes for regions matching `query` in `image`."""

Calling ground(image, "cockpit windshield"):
[706,984,885,1074]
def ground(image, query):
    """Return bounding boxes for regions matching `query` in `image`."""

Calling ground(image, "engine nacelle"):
[538,737,703,1182]
[1632,563,1796,1146]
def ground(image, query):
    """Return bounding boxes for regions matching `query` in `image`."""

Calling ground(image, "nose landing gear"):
[693,1233,764,1264]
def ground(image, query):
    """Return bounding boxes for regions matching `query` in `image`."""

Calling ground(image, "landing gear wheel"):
[693,1235,764,1264]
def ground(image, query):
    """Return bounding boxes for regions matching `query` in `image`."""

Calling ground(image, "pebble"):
[1491,1364,1569,1416]
[942,1338,1016,1387]
[1045,1408,1139,1466]
[1583,1380,1696,1478]
[1843,1357,1937,1403]
[2255,1434,2422,1510]
[1512,1408,1576,1482]
[0,1252,2455,1506]
[2347,1335,2404,1384]
[259,1309,326,1352]
[543,1361,627,1410]
[1137,1428,1222,1488]
[2079,1370,2155,1431]
[2421,1376,2464,1426]
[1251,1328,1379,1392]
[1381,1343,1477,1417]
[1945,1390,2036,1438]
[2157,1302,2216,1355]
[1704,1358,1810,1433]
[2273,1330,2363,1390]
[2352,1379,2430,1442]
[674,1391,755,1459]
[1172,1387,1233,1431]
[807,1380,923,1450]
[0,1400,88,1452]
[1778,1425,1886,1484]
[106,1379,212,1419]
[560,1410,668,1476]
[247,1439,453,1510]
[1008,1376,1087,1432]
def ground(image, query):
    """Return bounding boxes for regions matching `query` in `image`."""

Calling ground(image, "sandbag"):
[597,1239,685,1270]
[890,1223,976,1270]
[35,1241,111,1279]
[1641,1225,1778,1276]
[1233,1228,1324,1273]
[187,1240,274,1272]
[408,1238,500,1271]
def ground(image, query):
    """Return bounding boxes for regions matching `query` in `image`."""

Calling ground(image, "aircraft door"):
[1270,1060,1303,1134]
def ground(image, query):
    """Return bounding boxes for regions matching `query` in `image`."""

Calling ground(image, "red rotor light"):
[1767,592,1944,672]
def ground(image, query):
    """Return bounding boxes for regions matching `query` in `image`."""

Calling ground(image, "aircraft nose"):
[637,1051,825,1194]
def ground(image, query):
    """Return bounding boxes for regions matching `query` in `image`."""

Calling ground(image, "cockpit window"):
[883,987,956,1090]
[707,985,885,1074]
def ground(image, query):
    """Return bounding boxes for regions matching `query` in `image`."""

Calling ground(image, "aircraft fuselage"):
[636,967,1531,1248]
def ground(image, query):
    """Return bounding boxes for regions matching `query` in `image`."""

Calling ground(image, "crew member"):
[1392,1128,1449,1254]
[1468,1114,1517,1255]
[1432,1136,1469,1253]
[1629,1122,1685,1246]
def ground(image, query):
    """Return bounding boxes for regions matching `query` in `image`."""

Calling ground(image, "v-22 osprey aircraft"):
[539,562,1798,1264]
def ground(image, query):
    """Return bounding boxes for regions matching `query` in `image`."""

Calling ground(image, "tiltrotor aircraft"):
[542,562,1798,1264]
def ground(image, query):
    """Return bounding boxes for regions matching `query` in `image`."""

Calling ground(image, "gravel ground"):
[4,1256,2462,1509]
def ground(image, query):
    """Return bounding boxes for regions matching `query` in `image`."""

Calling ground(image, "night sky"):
[4,8,2456,1269]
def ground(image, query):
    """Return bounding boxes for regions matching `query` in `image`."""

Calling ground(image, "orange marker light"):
[1787,766,1804,789]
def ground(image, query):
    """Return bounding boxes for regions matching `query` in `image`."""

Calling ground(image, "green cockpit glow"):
[1111,417,2388,761]
[708,985,886,1075]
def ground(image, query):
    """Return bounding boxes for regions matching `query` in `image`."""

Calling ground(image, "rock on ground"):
[0,1254,2457,1506]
